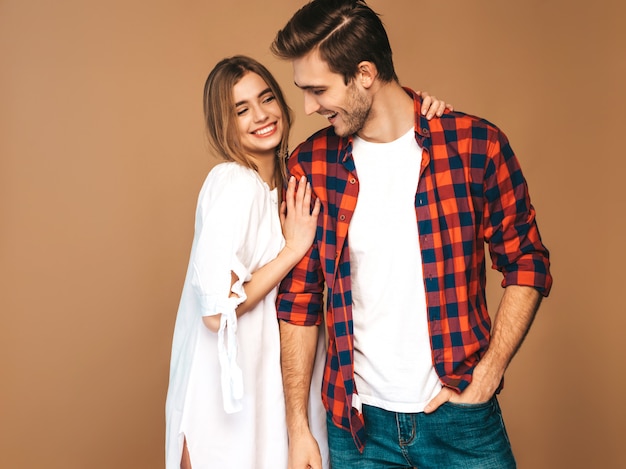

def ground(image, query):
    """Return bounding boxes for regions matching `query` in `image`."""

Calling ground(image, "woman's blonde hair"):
[203,55,292,188]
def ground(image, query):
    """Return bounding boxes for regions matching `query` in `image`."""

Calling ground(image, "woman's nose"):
[252,105,268,122]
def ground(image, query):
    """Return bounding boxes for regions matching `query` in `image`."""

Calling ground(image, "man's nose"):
[303,93,320,115]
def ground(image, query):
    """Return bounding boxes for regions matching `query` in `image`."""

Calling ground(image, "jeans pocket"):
[442,397,494,411]
[438,396,500,434]
[423,397,516,468]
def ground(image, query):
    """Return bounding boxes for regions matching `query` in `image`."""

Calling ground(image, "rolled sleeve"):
[277,160,326,326]
[484,131,552,296]
[277,243,325,326]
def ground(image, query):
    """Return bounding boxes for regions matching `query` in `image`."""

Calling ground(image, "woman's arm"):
[203,175,320,332]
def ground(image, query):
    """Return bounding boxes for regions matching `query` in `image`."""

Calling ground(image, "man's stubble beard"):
[335,81,371,137]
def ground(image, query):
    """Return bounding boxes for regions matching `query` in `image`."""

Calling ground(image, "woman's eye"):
[262,95,276,104]
[236,108,248,116]
[313,89,324,96]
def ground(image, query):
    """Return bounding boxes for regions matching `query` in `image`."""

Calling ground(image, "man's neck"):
[356,82,415,143]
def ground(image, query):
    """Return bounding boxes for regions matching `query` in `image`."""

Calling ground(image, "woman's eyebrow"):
[235,87,272,107]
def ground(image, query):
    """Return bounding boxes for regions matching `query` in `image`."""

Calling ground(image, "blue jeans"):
[327,397,516,469]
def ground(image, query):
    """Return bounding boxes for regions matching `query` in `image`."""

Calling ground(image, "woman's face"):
[232,71,283,160]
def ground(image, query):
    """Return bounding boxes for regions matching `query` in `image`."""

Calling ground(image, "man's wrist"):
[471,359,504,396]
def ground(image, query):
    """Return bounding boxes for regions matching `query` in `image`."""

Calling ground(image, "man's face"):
[293,50,371,137]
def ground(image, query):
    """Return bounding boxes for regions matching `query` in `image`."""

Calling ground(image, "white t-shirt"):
[165,162,328,469]
[350,128,442,413]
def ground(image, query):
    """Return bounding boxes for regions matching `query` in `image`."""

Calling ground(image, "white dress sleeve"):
[188,163,260,413]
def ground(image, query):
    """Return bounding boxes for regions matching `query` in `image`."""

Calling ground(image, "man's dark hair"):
[271,0,398,84]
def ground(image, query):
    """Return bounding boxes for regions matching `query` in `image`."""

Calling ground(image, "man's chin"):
[331,123,352,137]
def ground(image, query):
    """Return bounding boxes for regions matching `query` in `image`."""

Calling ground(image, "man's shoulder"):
[289,126,347,163]
[437,109,499,130]
[429,109,507,145]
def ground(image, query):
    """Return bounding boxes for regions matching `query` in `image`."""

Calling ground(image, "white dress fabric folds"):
[165,162,328,469]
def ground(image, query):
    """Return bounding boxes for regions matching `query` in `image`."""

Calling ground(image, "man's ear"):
[356,61,377,89]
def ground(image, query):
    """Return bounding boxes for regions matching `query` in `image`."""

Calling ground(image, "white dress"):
[165,162,328,469]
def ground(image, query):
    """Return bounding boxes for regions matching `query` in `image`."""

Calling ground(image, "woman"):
[165,55,450,469]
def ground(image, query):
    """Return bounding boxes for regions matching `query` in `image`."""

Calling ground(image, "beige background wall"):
[1,1,624,468]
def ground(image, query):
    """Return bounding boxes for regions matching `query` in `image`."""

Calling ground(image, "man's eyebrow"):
[294,82,321,91]
[235,87,272,107]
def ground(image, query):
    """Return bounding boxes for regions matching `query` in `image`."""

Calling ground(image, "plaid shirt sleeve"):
[482,128,552,293]
[275,133,332,327]
[424,110,552,295]
[275,175,325,327]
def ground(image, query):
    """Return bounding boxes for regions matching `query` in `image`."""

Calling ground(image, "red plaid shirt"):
[277,88,552,451]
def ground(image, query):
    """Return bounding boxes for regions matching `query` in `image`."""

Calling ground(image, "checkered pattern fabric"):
[277,88,552,451]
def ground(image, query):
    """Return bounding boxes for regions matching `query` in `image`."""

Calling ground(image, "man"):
[271,1,552,468]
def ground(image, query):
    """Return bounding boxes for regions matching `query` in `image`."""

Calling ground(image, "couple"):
[165,1,552,468]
